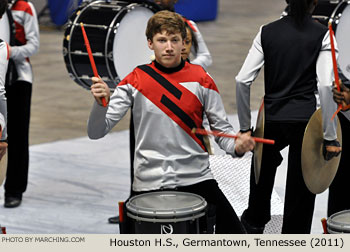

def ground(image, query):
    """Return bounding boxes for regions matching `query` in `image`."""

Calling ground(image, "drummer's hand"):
[0,142,7,161]
[332,82,350,109]
[323,139,341,161]
[234,132,255,157]
[91,77,110,106]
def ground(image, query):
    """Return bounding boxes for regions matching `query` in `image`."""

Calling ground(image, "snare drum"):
[327,210,350,233]
[125,191,207,234]
[63,0,159,90]
[330,1,350,81]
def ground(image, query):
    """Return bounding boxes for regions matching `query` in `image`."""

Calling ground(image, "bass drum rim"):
[330,1,350,81]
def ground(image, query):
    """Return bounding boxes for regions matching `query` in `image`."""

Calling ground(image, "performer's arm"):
[0,42,8,141]
[316,31,338,141]
[235,27,264,132]
[189,21,212,70]
[10,2,40,60]
[204,75,255,157]
[87,76,133,139]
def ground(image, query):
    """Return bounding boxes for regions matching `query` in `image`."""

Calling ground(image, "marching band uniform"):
[4,0,39,207]
[0,39,8,141]
[236,15,337,233]
[109,0,212,224]
[88,60,245,233]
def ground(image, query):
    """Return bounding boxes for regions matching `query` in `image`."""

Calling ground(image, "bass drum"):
[330,1,350,81]
[63,0,160,90]
[312,0,340,25]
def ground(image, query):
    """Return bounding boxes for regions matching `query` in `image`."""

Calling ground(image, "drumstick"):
[118,202,124,223]
[328,21,342,120]
[321,218,328,234]
[80,23,107,107]
[192,128,275,145]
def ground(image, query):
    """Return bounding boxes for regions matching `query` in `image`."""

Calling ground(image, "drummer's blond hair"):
[146,10,186,41]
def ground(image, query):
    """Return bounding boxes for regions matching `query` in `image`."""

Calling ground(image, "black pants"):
[4,80,32,198]
[244,121,316,234]
[328,113,350,217]
[127,179,245,234]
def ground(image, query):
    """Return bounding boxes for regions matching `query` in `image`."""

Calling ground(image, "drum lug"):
[108,52,114,61]
[62,48,68,57]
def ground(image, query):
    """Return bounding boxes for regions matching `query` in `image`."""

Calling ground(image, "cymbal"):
[0,151,8,186]
[253,100,265,184]
[301,109,342,194]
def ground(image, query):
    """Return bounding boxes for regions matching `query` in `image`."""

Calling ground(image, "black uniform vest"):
[261,15,327,122]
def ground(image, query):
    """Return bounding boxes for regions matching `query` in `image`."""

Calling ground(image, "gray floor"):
[0,0,330,234]
[0,113,328,234]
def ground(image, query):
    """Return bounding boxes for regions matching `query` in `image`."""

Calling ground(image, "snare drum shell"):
[327,210,350,233]
[129,217,204,234]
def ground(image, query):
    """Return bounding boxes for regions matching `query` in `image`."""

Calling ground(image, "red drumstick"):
[192,128,275,145]
[321,218,328,234]
[328,22,342,120]
[118,202,124,223]
[80,23,107,107]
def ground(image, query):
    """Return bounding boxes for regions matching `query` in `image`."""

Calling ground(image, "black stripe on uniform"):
[161,95,208,152]
[138,65,182,100]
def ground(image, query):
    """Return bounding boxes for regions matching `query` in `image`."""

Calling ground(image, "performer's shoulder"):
[12,0,34,16]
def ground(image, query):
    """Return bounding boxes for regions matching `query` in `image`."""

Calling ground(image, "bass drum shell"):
[330,1,350,81]
[63,0,159,90]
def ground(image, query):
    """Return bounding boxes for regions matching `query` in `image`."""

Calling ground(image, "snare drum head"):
[334,3,350,80]
[0,12,10,43]
[327,210,350,233]
[113,5,155,80]
[126,191,207,218]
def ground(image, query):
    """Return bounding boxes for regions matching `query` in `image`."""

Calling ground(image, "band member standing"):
[3,0,39,208]
[108,0,213,224]
[235,0,341,233]
[0,0,9,163]
[328,76,350,217]
[89,10,255,233]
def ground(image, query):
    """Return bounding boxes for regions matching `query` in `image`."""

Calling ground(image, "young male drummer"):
[88,10,255,234]
[0,0,9,163]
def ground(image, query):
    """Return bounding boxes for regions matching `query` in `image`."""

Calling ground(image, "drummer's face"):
[148,30,184,68]
[181,27,192,60]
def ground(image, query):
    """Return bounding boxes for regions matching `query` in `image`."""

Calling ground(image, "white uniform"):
[10,0,39,83]
[188,20,212,70]
[0,40,8,139]
[88,61,239,192]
